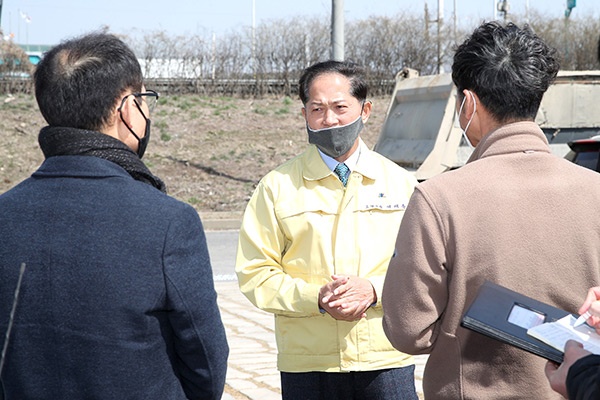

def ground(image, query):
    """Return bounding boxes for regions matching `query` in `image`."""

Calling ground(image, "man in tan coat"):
[382,21,600,399]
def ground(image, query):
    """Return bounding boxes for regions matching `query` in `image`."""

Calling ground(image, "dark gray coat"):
[0,155,228,399]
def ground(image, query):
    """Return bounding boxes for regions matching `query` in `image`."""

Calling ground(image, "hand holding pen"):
[573,287,600,332]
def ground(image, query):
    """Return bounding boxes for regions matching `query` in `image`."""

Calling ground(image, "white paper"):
[508,304,546,329]
[527,315,600,354]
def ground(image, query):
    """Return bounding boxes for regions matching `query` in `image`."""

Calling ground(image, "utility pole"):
[424,0,444,74]
[252,0,256,78]
[453,0,457,41]
[331,0,344,61]
[211,32,216,80]
[564,0,576,68]
[437,0,444,73]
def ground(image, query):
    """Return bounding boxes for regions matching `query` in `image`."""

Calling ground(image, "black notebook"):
[461,281,572,364]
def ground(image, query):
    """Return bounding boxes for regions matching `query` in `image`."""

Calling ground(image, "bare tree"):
[177,34,208,80]
[346,13,443,89]
[298,19,329,69]
[502,11,600,71]
[211,31,252,95]
[7,12,600,97]
[0,32,32,92]
[251,18,323,96]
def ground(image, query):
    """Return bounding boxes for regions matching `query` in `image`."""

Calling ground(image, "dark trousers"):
[280,365,418,400]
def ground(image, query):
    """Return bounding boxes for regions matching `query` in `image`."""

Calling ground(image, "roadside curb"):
[199,211,243,231]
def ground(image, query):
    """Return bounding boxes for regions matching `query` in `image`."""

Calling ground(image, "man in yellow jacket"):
[235,60,419,399]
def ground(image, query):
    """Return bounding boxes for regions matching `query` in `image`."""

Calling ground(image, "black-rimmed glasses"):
[133,90,159,113]
[118,89,159,114]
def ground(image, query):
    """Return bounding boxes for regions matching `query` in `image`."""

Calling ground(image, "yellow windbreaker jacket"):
[236,141,417,372]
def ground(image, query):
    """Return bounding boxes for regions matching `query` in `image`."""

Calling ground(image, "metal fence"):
[0,77,395,97]
[0,77,34,94]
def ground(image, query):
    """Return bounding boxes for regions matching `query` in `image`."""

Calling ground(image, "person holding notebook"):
[546,287,600,399]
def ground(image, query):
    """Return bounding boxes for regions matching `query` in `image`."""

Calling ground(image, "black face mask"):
[120,101,152,159]
[135,119,151,159]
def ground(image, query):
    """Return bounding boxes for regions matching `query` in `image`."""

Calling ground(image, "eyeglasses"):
[133,90,159,113]
[118,89,159,114]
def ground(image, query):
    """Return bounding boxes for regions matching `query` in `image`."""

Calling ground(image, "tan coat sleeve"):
[382,187,450,354]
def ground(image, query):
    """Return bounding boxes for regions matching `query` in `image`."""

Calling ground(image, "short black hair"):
[34,32,143,131]
[298,60,368,105]
[452,21,560,123]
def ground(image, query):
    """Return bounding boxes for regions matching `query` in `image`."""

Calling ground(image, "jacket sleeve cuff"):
[566,354,600,399]
[368,276,385,308]
[302,283,325,315]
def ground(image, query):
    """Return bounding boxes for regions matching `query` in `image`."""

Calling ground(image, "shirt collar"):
[304,140,380,183]
[317,143,361,172]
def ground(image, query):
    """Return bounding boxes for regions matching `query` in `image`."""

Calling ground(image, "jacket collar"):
[33,155,132,179]
[467,121,551,164]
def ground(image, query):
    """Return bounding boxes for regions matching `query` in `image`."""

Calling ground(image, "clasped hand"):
[318,274,376,321]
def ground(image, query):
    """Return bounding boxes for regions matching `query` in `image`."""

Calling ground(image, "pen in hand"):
[573,311,592,328]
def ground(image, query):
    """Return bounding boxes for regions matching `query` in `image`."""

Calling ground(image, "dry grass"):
[0,93,389,212]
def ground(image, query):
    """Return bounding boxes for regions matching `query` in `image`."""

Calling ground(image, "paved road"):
[205,229,427,400]
[205,230,239,282]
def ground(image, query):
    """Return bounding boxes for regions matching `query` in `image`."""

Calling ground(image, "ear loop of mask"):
[458,90,477,148]
[118,96,151,158]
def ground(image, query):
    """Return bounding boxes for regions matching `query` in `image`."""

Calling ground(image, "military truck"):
[374,68,600,180]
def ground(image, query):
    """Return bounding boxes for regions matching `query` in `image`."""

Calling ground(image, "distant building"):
[17,45,198,77]
[18,44,52,65]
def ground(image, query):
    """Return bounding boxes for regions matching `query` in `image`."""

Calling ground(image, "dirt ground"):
[0,93,390,214]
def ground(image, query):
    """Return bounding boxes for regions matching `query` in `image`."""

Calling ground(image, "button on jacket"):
[236,140,418,372]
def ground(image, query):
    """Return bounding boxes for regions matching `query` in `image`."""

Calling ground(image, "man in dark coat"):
[0,33,228,399]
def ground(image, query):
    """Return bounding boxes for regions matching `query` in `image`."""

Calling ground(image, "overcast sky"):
[1,0,597,45]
